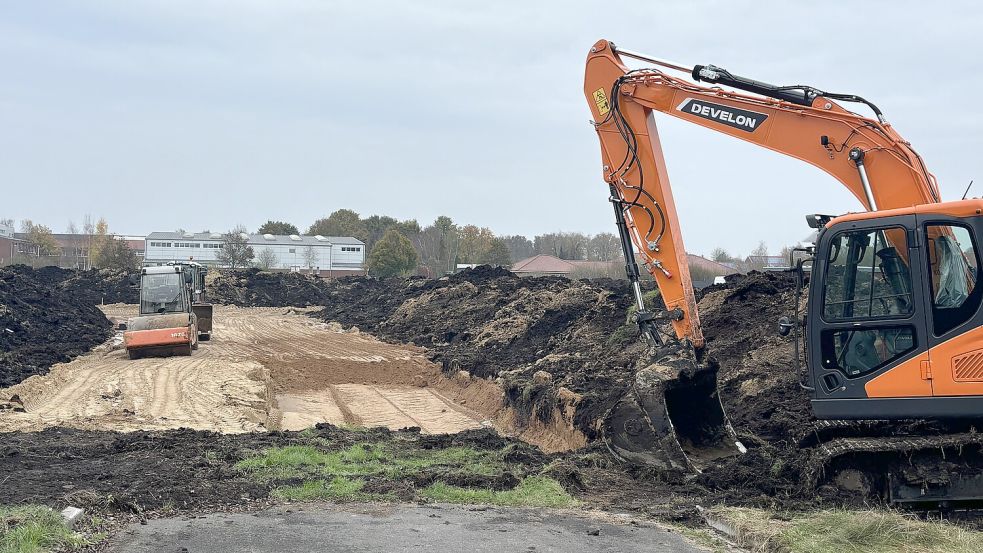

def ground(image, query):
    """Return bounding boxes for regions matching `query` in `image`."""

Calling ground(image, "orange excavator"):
[585,40,983,504]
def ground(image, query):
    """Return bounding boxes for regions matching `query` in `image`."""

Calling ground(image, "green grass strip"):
[421,477,576,508]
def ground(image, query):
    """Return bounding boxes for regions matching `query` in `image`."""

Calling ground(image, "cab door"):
[808,215,933,419]
[918,217,983,397]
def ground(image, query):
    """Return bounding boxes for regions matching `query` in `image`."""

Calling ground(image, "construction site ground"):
[0,303,578,452]
[2,305,485,436]
[2,265,983,551]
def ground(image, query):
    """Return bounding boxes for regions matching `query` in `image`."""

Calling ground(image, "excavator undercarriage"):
[798,420,983,507]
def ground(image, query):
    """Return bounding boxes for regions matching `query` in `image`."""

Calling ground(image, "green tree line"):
[262,210,627,278]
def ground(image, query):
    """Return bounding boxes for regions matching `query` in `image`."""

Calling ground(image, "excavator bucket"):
[603,353,745,472]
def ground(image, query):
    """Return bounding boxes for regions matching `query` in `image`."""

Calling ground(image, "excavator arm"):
[584,39,938,348]
[583,39,942,471]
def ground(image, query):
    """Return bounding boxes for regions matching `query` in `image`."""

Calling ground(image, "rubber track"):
[801,431,983,491]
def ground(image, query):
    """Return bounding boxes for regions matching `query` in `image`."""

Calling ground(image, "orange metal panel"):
[927,326,983,396]
[864,351,933,398]
[830,200,983,227]
[124,327,191,349]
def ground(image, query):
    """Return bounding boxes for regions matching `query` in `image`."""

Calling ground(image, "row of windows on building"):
[148,242,361,253]
[149,242,221,249]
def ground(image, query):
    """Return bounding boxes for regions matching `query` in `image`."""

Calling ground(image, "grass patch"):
[237,442,523,503]
[606,323,638,347]
[421,477,576,508]
[0,505,89,553]
[711,506,983,553]
[272,477,371,501]
[236,443,503,482]
[237,442,572,508]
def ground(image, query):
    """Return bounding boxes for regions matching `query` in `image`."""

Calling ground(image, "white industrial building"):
[144,231,365,276]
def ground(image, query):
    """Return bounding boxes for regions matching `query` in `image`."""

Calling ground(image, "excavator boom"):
[585,39,938,347]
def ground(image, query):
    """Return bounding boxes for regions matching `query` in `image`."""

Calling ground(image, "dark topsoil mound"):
[312,266,651,429]
[305,267,862,508]
[0,266,127,387]
[210,268,331,307]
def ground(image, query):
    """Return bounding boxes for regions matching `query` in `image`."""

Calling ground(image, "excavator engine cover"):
[604,353,744,471]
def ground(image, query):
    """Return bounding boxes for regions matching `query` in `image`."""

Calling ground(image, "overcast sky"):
[2,1,980,256]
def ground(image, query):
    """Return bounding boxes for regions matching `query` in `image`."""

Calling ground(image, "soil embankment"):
[210,268,330,307]
[300,267,844,505]
[311,267,651,438]
[0,265,131,388]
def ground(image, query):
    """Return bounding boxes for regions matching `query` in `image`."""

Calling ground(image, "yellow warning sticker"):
[592,88,610,116]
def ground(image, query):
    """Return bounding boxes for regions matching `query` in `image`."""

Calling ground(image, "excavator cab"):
[806,204,983,419]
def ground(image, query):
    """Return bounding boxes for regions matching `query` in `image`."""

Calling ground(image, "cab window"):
[823,227,913,321]
[820,326,916,377]
[926,224,981,335]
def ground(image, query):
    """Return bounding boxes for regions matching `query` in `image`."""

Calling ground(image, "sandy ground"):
[0,305,487,435]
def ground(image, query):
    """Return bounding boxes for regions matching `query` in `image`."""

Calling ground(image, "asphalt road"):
[107,503,708,552]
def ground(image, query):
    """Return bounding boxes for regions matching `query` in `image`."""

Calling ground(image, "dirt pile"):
[699,272,811,445]
[0,266,114,388]
[310,267,843,504]
[210,269,330,307]
[313,266,652,435]
[9,265,139,305]
[692,272,815,499]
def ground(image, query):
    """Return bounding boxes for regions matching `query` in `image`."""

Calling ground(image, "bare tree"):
[256,248,278,270]
[500,235,534,262]
[303,245,320,272]
[66,221,85,269]
[412,216,458,277]
[710,247,734,263]
[747,241,770,271]
[81,214,95,270]
[216,225,254,270]
[751,241,768,257]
